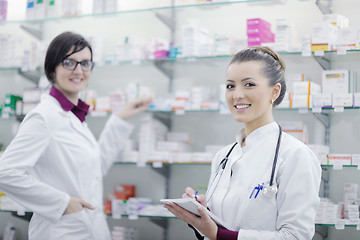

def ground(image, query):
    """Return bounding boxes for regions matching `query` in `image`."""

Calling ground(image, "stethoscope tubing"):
[206,124,282,202]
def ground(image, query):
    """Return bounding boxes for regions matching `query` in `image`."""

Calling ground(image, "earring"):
[270,99,274,104]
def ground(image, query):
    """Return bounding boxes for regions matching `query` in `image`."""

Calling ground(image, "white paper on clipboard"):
[161,198,232,230]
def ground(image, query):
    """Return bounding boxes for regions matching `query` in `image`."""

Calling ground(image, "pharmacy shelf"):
[113,162,211,166]
[3,0,270,24]
[107,214,175,219]
[115,163,358,168]
[321,165,358,168]
[3,49,360,73]
[2,106,359,122]
[315,223,358,228]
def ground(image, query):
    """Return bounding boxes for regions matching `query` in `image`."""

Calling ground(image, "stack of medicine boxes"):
[247,18,275,47]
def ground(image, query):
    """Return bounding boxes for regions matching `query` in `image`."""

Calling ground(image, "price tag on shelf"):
[175,109,185,115]
[333,162,343,170]
[357,165,360,170]
[129,214,139,220]
[17,209,25,216]
[132,60,141,65]
[152,161,163,168]
[357,225,360,231]
[337,49,347,55]
[137,161,146,168]
[312,107,322,113]
[314,51,325,56]
[334,107,344,112]
[298,108,308,114]
[301,50,311,57]
[335,224,345,230]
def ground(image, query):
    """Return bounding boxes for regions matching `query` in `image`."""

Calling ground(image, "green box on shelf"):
[3,94,22,116]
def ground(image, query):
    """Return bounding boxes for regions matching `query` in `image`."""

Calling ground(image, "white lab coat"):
[0,94,133,240]
[206,122,321,240]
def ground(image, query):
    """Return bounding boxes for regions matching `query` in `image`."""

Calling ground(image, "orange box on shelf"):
[103,201,111,215]
[114,184,135,199]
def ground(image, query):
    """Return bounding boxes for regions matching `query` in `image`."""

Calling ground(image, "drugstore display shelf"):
[113,162,211,166]
[315,223,358,228]
[106,214,176,219]
[4,48,360,73]
[113,162,358,169]
[321,165,359,168]
[3,0,270,24]
[275,107,360,111]
[3,210,359,229]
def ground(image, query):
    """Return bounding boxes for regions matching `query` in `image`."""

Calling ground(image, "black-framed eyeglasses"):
[62,59,94,71]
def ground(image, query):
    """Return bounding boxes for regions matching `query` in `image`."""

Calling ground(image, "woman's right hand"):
[182,187,207,208]
[63,197,95,215]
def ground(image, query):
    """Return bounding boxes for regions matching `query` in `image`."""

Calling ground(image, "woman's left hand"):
[164,202,218,240]
[116,97,152,120]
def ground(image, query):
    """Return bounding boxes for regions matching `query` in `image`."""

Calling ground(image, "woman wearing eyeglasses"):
[165,47,321,240]
[0,32,151,240]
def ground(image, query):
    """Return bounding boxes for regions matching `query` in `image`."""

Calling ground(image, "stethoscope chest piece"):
[262,185,278,197]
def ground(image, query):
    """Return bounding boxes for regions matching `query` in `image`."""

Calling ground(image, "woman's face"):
[225,61,279,128]
[54,47,92,101]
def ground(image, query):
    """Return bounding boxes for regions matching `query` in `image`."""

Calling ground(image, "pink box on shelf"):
[247,28,274,38]
[247,18,272,31]
[247,33,275,47]
[154,50,169,59]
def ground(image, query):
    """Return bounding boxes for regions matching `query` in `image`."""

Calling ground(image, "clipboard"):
[161,198,231,230]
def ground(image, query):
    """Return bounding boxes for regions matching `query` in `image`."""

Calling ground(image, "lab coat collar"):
[236,122,278,152]
[41,94,97,147]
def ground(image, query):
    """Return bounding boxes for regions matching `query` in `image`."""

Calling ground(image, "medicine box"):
[322,13,349,28]
[313,93,332,108]
[292,81,321,95]
[332,93,353,107]
[247,18,272,31]
[328,154,352,166]
[291,94,312,108]
[352,154,360,166]
[354,93,360,107]
[322,70,352,94]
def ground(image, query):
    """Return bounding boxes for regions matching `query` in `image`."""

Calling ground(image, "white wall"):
[0,0,359,239]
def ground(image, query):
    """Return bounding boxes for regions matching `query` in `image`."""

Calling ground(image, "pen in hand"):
[194,191,199,202]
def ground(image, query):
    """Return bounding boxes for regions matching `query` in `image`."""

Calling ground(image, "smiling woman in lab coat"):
[165,47,321,240]
[0,32,151,240]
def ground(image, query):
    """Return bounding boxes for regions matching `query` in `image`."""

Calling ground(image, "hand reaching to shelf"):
[116,97,153,120]
[63,197,95,215]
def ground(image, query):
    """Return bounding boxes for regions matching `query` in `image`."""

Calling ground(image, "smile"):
[70,79,82,83]
[234,104,250,109]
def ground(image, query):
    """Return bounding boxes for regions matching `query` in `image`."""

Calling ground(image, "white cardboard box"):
[332,93,353,107]
[322,70,351,94]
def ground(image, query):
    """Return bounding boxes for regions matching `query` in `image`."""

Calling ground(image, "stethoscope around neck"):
[206,124,282,202]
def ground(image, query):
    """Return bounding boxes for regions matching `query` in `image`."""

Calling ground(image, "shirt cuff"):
[217,227,238,240]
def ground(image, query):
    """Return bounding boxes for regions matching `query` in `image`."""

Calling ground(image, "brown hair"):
[229,46,286,106]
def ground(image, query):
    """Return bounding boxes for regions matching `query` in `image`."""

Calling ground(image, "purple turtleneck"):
[49,86,89,122]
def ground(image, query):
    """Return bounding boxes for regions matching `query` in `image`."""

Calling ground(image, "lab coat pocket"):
[245,183,278,227]
[51,210,94,240]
